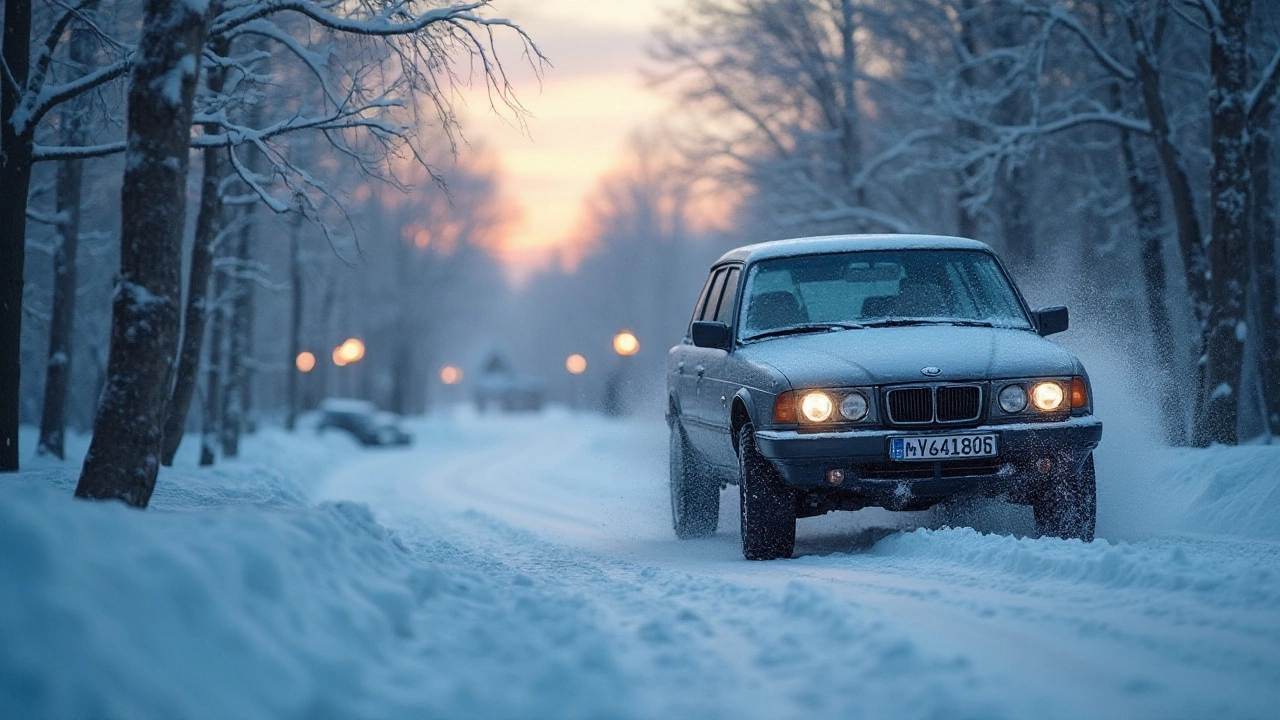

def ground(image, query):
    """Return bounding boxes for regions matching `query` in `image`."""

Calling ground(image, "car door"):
[672,268,722,427]
[690,265,742,468]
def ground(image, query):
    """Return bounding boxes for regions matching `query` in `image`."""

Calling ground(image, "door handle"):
[695,365,706,376]
[677,361,686,373]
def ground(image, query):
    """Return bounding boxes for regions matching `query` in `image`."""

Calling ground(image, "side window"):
[689,271,718,331]
[714,267,741,325]
[699,269,727,322]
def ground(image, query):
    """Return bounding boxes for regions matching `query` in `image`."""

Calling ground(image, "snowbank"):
[0,425,640,720]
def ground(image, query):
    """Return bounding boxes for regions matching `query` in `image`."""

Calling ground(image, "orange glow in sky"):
[459,0,667,272]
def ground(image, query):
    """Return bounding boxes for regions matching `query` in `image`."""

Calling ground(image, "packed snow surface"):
[2,410,1278,719]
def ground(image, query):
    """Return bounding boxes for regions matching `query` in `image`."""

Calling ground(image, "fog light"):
[826,469,845,485]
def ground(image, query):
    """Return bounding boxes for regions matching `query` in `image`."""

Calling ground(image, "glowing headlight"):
[1030,381,1065,411]
[839,392,869,421]
[998,385,1028,413]
[800,391,835,422]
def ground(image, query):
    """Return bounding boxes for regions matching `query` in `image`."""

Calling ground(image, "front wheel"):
[670,420,719,538]
[1033,453,1096,542]
[738,423,795,560]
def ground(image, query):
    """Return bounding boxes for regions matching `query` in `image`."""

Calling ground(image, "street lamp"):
[440,366,463,385]
[612,331,639,357]
[566,354,587,374]
[295,351,316,373]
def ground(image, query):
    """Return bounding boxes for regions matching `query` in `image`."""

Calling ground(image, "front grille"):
[937,385,981,422]
[887,388,932,424]
[884,384,984,425]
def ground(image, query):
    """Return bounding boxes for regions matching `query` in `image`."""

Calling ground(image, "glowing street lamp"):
[440,366,463,385]
[295,351,316,373]
[566,354,587,375]
[332,346,348,367]
[612,331,639,357]
[337,338,365,364]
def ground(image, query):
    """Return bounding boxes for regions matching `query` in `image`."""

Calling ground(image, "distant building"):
[473,350,545,413]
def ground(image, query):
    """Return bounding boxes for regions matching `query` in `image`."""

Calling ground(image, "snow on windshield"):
[740,249,1032,338]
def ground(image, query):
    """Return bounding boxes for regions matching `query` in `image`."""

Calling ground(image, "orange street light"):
[440,366,463,385]
[332,347,348,367]
[338,337,366,364]
[613,331,639,357]
[295,351,316,373]
[566,354,587,375]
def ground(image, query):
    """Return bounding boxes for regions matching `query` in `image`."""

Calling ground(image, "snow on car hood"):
[738,324,1081,388]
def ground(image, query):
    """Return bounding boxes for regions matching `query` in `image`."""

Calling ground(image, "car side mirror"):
[691,321,732,350]
[1034,306,1069,336]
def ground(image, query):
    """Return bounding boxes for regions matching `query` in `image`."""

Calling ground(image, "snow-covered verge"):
[0,423,642,720]
[2,410,1278,720]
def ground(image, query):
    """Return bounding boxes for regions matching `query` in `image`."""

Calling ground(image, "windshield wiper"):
[861,318,998,329]
[744,322,866,341]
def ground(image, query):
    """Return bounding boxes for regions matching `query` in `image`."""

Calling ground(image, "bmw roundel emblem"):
[921,366,942,377]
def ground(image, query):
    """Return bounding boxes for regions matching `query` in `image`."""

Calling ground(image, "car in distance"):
[317,399,413,447]
[666,234,1102,560]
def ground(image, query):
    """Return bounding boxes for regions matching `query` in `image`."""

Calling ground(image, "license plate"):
[889,434,998,462]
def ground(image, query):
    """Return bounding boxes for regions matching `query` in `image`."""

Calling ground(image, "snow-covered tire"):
[670,420,719,539]
[1033,453,1096,542]
[737,423,795,560]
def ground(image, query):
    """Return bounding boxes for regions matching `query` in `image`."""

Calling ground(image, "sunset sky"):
[457,0,671,271]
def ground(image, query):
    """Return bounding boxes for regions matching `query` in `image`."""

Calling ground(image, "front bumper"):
[753,416,1102,509]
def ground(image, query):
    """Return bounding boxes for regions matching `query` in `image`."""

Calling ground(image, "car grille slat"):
[887,388,932,424]
[937,385,981,423]
[885,384,982,426]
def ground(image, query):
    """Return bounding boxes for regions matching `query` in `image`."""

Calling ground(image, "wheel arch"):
[729,389,756,456]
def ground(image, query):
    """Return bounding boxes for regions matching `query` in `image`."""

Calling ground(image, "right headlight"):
[1030,381,1065,411]
[998,384,1028,413]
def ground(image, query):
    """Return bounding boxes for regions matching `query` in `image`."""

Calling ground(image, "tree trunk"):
[0,0,33,472]
[1123,8,1212,442]
[161,34,230,466]
[1251,88,1278,438]
[200,240,229,467]
[37,22,94,459]
[286,211,305,431]
[1199,0,1253,446]
[1118,113,1186,445]
[221,210,254,457]
[76,0,209,506]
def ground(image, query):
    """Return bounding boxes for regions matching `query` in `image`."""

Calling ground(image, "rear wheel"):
[738,423,796,560]
[1033,453,1096,542]
[670,420,719,538]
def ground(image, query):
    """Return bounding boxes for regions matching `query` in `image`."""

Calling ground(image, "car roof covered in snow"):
[714,234,994,266]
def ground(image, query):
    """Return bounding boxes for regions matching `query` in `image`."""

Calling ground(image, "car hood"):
[737,325,1080,389]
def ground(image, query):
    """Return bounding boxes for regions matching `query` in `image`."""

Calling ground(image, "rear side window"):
[700,269,727,322]
[714,267,741,325]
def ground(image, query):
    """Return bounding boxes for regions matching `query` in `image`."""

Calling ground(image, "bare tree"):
[75,0,210,506]
[36,18,97,459]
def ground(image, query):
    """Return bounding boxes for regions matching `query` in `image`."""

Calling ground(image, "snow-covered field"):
[3,409,1278,719]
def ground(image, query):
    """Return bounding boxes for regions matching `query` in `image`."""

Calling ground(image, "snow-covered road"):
[316,410,1280,720]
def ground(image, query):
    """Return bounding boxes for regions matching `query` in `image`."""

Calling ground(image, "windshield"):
[739,249,1031,340]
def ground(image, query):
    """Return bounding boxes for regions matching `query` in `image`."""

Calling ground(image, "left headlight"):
[800,391,834,422]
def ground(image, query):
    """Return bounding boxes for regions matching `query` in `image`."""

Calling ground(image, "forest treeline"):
[2,0,1277,507]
